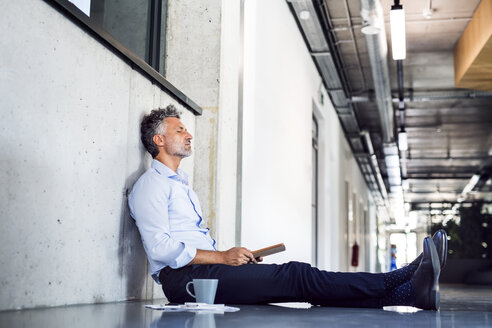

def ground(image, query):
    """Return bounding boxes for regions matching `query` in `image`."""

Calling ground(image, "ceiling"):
[288,0,492,226]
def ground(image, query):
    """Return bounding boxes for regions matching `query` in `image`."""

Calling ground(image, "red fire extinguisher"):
[351,242,359,267]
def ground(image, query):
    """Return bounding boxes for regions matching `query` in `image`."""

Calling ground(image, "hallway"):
[1,0,492,322]
[1,284,491,327]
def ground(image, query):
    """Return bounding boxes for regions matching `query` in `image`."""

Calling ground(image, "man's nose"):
[186,131,193,140]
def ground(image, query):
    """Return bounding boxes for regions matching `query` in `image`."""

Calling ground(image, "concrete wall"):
[164,0,242,252]
[165,0,223,241]
[0,0,377,311]
[0,0,197,310]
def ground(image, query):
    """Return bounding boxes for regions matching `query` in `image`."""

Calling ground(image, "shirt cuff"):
[169,244,197,269]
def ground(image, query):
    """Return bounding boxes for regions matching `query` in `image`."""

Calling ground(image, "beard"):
[166,140,192,158]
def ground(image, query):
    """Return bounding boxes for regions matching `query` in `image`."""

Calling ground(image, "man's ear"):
[153,134,165,147]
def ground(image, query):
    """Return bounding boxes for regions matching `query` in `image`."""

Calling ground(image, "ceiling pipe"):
[360,0,394,144]
[362,130,389,201]
[350,89,492,103]
[360,0,409,224]
[423,0,434,19]
[286,0,390,213]
[396,60,408,180]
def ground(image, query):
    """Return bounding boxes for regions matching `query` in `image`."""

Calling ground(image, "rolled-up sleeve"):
[128,175,196,269]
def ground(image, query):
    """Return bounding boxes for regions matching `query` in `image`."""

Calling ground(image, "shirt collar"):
[151,159,189,185]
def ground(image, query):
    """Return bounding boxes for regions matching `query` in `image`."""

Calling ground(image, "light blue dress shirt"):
[128,159,216,283]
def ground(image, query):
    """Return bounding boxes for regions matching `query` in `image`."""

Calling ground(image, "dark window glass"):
[90,0,167,75]
[91,0,149,61]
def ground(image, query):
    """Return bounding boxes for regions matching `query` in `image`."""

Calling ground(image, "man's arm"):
[129,176,197,269]
[130,172,258,268]
[189,247,258,266]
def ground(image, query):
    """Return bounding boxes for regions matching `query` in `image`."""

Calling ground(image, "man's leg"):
[160,261,386,307]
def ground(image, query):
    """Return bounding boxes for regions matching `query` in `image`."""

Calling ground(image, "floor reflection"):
[146,305,490,328]
[1,285,491,328]
[151,312,218,328]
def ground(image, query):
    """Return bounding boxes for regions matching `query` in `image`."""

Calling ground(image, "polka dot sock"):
[383,265,417,291]
[382,281,416,306]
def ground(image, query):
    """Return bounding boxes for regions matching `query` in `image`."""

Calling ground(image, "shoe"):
[409,229,448,269]
[411,237,440,310]
[433,229,448,269]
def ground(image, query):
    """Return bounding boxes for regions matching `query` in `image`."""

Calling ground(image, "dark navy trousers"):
[159,261,386,308]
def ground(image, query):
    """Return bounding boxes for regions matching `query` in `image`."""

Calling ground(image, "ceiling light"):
[423,0,434,19]
[299,10,310,20]
[462,174,480,195]
[390,1,406,60]
[402,179,409,190]
[361,24,380,35]
[422,8,433,19]
[398,130,408,151]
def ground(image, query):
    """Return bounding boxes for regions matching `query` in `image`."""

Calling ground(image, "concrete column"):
[165,0,223,241]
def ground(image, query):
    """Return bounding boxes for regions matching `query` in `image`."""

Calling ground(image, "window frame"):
[45,0,202,116]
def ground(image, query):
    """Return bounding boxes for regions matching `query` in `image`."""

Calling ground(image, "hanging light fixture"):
[390,0,406,60]
[398,129,408,151]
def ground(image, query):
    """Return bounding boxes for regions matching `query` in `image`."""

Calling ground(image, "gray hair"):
[140,105,181,158]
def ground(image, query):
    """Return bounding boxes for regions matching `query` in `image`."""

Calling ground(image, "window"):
[90,0,167,75]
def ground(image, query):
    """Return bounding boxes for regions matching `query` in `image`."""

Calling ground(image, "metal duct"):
[360,0,394,143]
[361,130,388,202]
[350,89,492,103]
[359,0,407,222]
[286,0,390,212]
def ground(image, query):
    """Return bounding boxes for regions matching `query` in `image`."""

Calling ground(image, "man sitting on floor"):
[128,105,447,310]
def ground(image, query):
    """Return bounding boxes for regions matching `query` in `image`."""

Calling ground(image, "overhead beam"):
[454,0,492,91]
[350,89,492,103]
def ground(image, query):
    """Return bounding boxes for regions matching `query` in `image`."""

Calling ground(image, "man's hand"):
[220,247,257,266]
[189,247,257,266]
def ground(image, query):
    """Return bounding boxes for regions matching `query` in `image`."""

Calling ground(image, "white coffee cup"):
[185,279,219,304]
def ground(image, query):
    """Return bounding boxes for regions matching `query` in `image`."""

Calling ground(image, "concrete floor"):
[1,284,491,328]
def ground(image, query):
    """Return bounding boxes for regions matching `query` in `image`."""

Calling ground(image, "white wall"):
[240,0,318,264]
[0,0,196,310]
[237,0,374,270]
[215,0,242,250]
[314,99,374,272]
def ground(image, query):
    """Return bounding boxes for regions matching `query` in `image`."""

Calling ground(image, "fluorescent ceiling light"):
[462,174,480,195]
[398,130,408,151]
[423,8,433,19]
[299,10,310,20]
[390,3,406,60]
[402,179,409,190]
[361,24,380,35]
[385,155,400,168]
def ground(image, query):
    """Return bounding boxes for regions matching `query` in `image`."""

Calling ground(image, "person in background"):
[390,244,398,271]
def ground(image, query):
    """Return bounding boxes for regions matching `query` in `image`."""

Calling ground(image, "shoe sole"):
[432,229,448,269]
[428,239,441,310]
[439,229,448,269]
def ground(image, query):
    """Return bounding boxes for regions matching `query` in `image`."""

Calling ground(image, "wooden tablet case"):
[252,243,286,259]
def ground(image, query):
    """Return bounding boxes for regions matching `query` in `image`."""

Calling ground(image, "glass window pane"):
[91,0,150,62]
[159,2,168,76]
